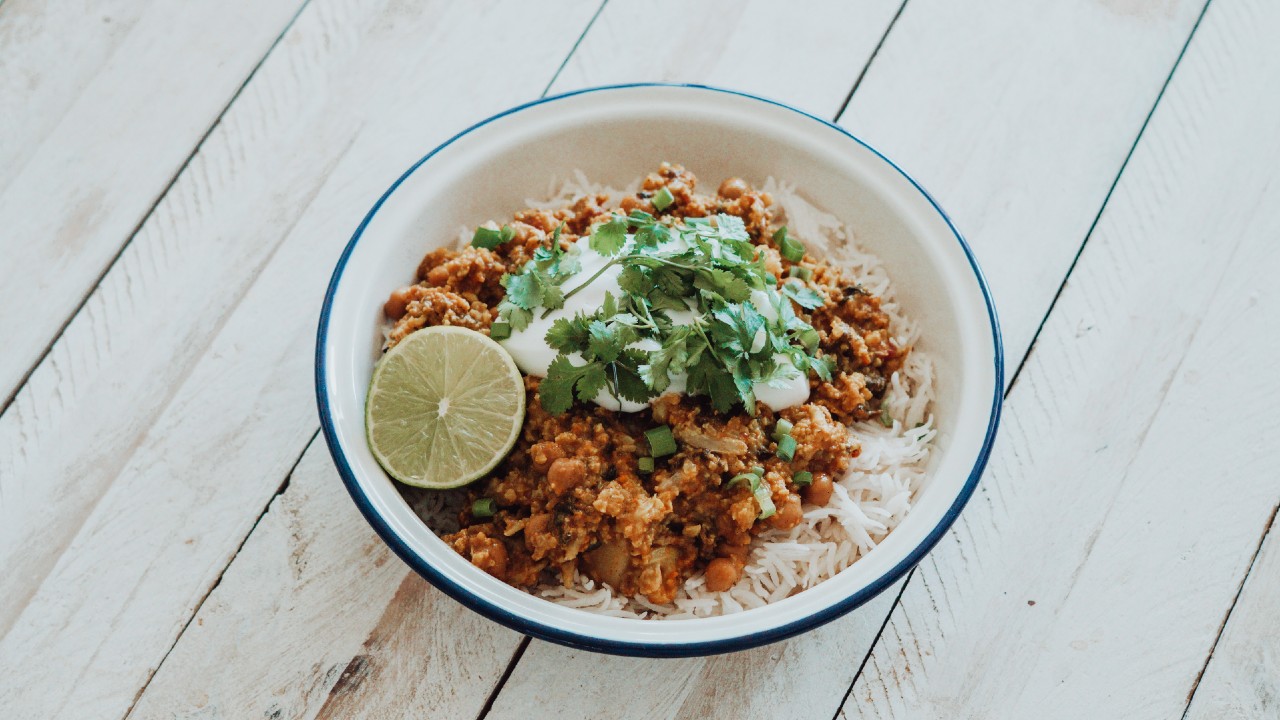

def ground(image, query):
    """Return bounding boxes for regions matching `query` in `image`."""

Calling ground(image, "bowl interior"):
[319,85,999,654]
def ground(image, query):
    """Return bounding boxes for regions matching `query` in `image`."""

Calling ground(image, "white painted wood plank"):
[842,0,1280,714]
[550,0,904,119]
[0,0,305,402]
[126,443,525,720]
[838,0,1207,367]
[0,1,601,717]
[1184,510,1280,720]
[490,1,1207,718]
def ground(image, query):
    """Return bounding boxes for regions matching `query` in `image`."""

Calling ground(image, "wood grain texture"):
[838,0,1206,366]
[489,1,1208,718]
[0,1,601,717]
[1184,508,1280,720]
[842,0,1280,715]
[0,0,305,402]
[550,0,904,119]
[126,443,525,720]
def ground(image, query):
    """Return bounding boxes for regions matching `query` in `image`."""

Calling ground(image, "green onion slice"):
[776,434,798,462]
[653,186,676,211]
[638,456,655,473]
[792,471,813,487]
[773,226,806,263]
[727,470,776,519]
[772,419,793,442]
[472,498,497,518]
[489,321,511,340]
[645,425,678,457]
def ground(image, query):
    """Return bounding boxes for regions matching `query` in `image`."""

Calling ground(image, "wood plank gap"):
[1003,0,1215,396]
[828,569,915,720]
[830,0,1217,703]
[0,0,316,418]
[474,636,533,720]
[118,427,321,720]
[540,0,610,98]
[1179,501,1280,720]
[831,0,908,122]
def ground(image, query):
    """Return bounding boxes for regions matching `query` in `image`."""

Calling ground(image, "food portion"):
[373,164,934,617]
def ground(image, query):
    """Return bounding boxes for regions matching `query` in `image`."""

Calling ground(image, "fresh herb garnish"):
[472,498,497,518]
[496,212,828,415]
[495,224,576,331]
[472,224,516,250]
[653,186,675,212]
[773,226,806,263]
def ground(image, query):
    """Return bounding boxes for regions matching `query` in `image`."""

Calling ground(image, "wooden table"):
[3,0,1277,717]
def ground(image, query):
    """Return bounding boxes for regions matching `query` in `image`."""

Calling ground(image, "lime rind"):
[365,326,525,489]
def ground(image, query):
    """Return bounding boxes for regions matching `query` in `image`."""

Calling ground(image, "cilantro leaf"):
[540,356,609,415]
[782,280,824,309]
[501,273,541,310]
[587,320,623,363]
[472,224,516,249]
[545,316,589,351]
[590,215,629,256]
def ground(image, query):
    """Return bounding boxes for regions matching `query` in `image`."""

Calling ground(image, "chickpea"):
[546,457,587,495]
[802,473,834,507]
[529,441,564,472]
[705,557,742,592]
[769,494,804,530]
[718,177,750,199]
[383,286,415,319]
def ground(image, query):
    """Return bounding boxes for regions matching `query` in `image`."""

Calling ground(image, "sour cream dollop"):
[499,235,809,413]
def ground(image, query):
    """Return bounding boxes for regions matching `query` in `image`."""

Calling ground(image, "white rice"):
[431,172,936,619]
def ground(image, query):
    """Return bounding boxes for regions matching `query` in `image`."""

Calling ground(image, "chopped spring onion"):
[472,498,497,518]
[653,185,676,211]
[773,226,806,263]
[645,425,677,458]
[772,418,793,442]
[789,266,813,281]
[875,397,896,425]
[751,465,765,477]
[472,224,516,250]
[776,434,797,462]
[638,456,655,474]
[489,321,511,340]
[728,469,776,519]
[792,470,813,487]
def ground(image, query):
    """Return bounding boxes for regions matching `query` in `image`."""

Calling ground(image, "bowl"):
[316,83,1002,657]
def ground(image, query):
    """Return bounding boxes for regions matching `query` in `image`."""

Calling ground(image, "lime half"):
[365,326,525,488]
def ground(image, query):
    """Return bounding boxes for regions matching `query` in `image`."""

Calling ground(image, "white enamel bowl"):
[316,84,1002,656]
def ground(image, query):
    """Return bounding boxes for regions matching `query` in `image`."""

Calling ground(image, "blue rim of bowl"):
[316,82,1003,657]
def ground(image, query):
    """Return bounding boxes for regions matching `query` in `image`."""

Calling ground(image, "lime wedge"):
[365,326,525,489]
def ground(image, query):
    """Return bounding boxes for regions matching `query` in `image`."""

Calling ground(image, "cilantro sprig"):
[495,211,830,415]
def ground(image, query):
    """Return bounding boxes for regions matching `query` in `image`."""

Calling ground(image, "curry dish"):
[382,164,909,605]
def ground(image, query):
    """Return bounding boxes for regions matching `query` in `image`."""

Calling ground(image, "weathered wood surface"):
[842,0,1280,715]
[2,0,1277,718]
[0,0,305,402]
[1184,508,1280,720]
[0,1,602,717]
